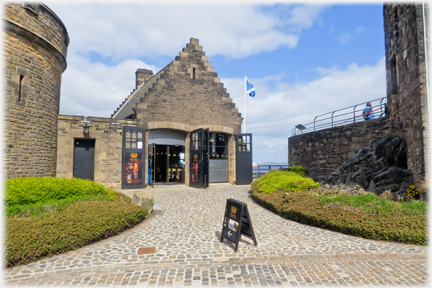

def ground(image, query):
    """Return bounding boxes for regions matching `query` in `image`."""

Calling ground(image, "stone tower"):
[3,3,69,179]
[384,3,430,185]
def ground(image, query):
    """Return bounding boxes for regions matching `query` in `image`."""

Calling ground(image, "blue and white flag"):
[246,78,255,97]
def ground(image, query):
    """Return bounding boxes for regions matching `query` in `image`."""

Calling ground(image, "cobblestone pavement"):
[4,186,429,287]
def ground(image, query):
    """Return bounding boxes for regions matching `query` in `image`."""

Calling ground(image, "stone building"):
[288,3,430,188]
[57,38,252,189]
[3,3,69,179]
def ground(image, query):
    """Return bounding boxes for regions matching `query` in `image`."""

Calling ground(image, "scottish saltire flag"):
[246,78,255,97]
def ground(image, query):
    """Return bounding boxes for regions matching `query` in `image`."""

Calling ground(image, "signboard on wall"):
[122,126,145,189]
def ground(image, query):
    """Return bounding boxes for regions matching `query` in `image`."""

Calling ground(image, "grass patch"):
[319,194,427,216]
[251,170,427,245]
[4,177,147,267]
[6,195,115,219]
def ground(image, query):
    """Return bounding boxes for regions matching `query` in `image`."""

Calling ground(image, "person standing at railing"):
[363,102,375,120]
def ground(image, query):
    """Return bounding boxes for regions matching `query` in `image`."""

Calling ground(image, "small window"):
[24,3,40,15]
[18,75,24,102]
[390,57,398,94]
[192,68,196,79]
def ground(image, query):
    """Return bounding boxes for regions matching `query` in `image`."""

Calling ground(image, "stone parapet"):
[289,117,392,182]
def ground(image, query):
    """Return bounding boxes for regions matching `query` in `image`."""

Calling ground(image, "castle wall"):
[384,3,429,185]
[289,117,392,182]
[3,3,69,179]
[56,115,137,188]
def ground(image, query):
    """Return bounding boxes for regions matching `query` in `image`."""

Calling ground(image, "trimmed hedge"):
[251,189,427,245]
[5,195,147,267]
[5,177,115,207]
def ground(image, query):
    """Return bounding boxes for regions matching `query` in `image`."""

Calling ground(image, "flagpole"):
[244,73,246,133]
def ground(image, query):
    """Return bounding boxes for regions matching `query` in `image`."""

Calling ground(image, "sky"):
[46,0,388,164]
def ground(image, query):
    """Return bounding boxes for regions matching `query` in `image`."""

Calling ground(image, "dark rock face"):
[325,134,413,196]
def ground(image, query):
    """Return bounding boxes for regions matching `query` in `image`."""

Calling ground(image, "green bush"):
[5,177,115,207]
[5,196,147,267]
[255,170,320,194]
[251,188,427,245]
[288,165,307,177]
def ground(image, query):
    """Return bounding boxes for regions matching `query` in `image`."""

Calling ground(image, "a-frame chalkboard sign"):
[220,198,257,251]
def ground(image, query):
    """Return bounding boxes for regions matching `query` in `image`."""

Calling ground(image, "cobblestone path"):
[4,186,428,286]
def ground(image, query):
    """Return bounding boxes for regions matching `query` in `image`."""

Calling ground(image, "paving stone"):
[4,186,428,286]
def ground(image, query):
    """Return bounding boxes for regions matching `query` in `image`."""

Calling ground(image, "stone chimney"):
[135,68,153,88]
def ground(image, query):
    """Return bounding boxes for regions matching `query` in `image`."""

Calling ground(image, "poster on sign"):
[220,198,257,251]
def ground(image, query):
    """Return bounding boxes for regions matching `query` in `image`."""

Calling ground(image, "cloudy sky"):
[47,0,387,164]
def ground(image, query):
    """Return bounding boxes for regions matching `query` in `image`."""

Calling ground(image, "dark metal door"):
[236,134,253,185]
[73,139,95,181]
[122,126,145,189]
[190,128,209,188]
[202,129,209,187]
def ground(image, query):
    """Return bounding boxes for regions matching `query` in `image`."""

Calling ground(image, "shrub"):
[5,196,147,267]
[288,165,307,177]
[250,187,427,245]
[5,177,115,207]
[255,170,320,194]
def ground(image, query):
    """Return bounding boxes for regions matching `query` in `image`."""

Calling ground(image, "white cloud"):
[59,53,159,117]
[284,5,326,31]
[46,3,321,60]
[336,26,365,45]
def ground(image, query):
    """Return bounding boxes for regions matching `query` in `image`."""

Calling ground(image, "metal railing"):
[253,164,289,179]
[292,97,387,136]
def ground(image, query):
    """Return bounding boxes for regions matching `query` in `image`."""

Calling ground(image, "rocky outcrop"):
[325,134,413,196]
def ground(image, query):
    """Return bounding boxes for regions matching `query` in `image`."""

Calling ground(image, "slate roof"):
[111,63,170,119]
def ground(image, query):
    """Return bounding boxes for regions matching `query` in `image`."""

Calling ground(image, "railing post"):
[380,97,384,117]
[353,105,357,123]
[314,116,318,131]
[331,111,335,127]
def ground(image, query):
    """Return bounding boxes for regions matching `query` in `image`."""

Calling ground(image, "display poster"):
[124,152,143,185]
[220,198,257,251]
[191,153,200,183]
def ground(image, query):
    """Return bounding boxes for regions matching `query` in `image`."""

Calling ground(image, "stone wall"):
[57,115,137,188]
[289,117,392,182]
[3,3,69,179]
[384,3,429,185]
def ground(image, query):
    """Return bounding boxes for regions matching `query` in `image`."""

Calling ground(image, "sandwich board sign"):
[220,198,257,251]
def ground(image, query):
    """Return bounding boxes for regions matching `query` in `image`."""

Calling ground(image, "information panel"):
[220,198,257,251]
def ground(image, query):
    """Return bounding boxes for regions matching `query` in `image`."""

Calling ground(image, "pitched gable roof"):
[111,38,242,132]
